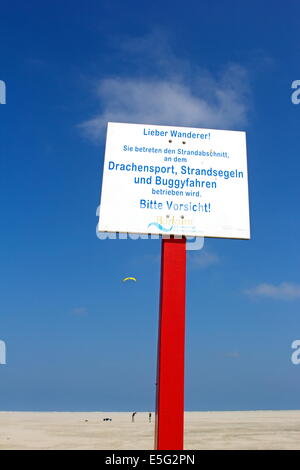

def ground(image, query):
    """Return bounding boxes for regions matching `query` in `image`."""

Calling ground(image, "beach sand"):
[0,410,300,450]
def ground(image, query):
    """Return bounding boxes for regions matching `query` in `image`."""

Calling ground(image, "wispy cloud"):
[71,307,88,316]
[188,251,220,269]
[244,282,300,301]
[79,32,250,142]
[225,351,240,359]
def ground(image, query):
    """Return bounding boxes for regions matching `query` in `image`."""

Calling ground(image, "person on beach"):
[132,412,136,422]
[149,412,152,423]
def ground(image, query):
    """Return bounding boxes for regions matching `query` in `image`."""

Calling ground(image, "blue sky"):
[0,0,300,411]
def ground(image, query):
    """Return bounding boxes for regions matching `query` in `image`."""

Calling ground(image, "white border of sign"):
[98,122,250,240]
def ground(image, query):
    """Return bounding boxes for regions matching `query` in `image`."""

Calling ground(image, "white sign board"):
[98,122,250,239]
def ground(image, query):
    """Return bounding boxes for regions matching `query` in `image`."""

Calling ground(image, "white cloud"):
[225,352,240,359]
[245,282,300,301]
[188,251,220,269]
[71,307,88,316]
[79,33,250,143]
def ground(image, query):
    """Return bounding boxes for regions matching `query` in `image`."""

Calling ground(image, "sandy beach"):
[0,410,300,450]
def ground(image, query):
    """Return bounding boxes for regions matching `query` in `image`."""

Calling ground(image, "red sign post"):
[155,236,186,450]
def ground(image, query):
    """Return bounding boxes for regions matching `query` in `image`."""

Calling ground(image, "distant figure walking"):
[148,412,152,423]
[132,412,136,422]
